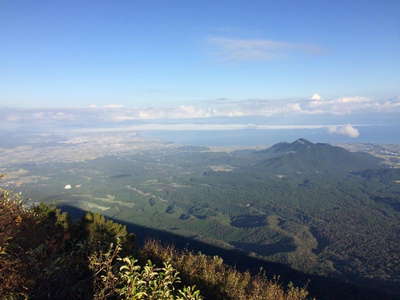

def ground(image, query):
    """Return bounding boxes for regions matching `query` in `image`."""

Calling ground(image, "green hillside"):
[0,189,310,300]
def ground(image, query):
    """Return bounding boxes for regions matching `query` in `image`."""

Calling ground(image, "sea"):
[142,125,400,147]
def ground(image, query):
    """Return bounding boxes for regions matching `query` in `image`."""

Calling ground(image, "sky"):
[1,0,400,141]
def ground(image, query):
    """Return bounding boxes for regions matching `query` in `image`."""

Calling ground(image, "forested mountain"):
[246,138,383,174]
[2,139,400,298]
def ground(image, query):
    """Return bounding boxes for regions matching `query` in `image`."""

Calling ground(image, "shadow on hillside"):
[59,205,395,300]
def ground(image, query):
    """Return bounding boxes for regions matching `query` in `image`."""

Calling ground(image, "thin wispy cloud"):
[208,37,322,61]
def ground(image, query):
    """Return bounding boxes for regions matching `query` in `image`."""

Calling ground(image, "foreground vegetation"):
[0,189,310,299]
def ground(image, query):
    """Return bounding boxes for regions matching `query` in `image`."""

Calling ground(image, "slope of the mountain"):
[251,138,383,174]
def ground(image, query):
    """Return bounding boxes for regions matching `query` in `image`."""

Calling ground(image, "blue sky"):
[1,0,399,108]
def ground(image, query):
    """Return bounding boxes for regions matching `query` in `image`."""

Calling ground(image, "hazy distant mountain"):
[251,138,383,174]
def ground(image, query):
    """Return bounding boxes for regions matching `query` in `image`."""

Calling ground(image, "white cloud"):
[1,95,399,126]
[311,93,321,101]
[287,103,303,112]
[208,37,322,61]
[337,96,370,103]
[52,112,74,120]
[304,95,400,115]
[328,124,360,138]
[32,112,46,120]
[30,111,75,121]
[103,104,124,109]
[110,115,136,122]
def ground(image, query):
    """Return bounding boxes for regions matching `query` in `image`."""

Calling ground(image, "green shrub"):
[82,212,135,253]
[117,257,202,300]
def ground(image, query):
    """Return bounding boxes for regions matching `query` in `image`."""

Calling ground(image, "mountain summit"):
[292,138,313,145]
[267,138,314,154]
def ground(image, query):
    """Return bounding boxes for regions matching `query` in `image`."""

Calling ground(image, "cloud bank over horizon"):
[2,94,400,141]
[1,94,399,124]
